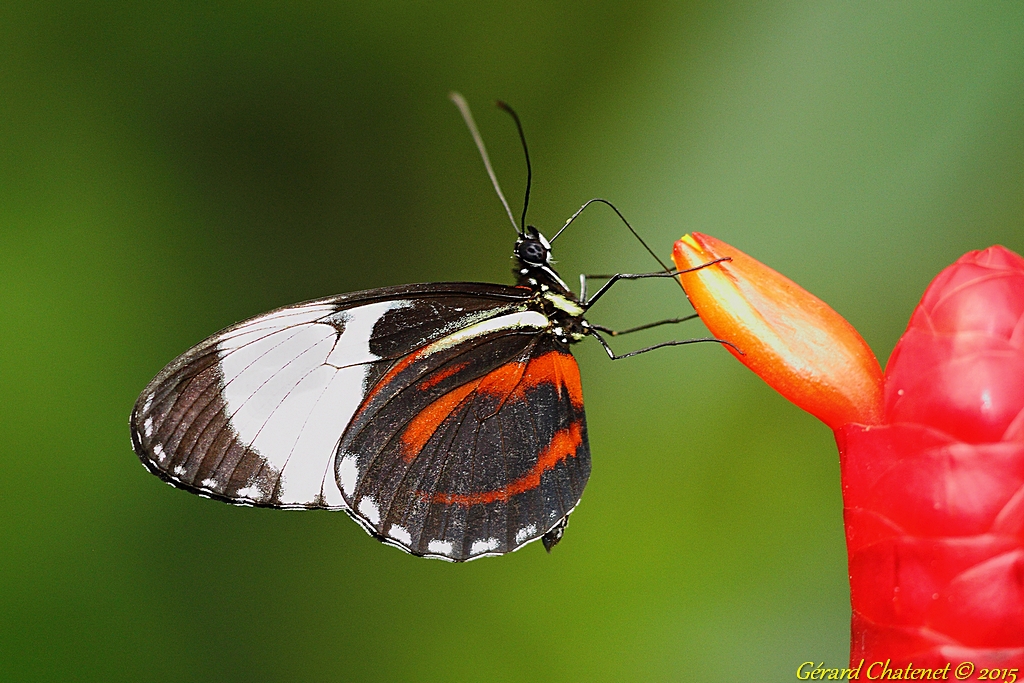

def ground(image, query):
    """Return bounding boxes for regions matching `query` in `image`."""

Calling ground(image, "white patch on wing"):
[222,324,336,463]
[515,524,537,544]
[215,299,412,508]
[427,539,453,555]
[275,365,364,508]
[324,300,412,367]
[152,443,166,462]
[338,454,359,497]
[358,496,381,525]
[470,538,500,555]
[389,525,412,546]
[200,478,219,489]
[235,485,260,500]
[143,417,153,437]
[172,464,187,477]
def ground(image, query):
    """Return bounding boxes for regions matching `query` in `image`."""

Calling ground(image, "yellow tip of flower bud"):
[673,233,883,429]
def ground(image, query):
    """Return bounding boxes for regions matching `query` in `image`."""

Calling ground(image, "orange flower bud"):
[672,233,884,429]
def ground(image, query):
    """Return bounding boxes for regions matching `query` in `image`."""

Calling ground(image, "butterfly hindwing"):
[130,284,535,511]
[337,331,591,561]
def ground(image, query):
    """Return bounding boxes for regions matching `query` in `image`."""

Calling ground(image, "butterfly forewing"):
[131,284,532,510]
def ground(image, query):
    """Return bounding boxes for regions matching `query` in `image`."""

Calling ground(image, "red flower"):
[673,238,1024,669]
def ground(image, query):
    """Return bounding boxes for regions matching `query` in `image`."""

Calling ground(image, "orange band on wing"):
[512,351,583,409]
[400,360,528,461]
[400,379,481,461]
[399,352,583,464]
[476,360,528,398]
[417,361,469,391]
[426,420,584,506]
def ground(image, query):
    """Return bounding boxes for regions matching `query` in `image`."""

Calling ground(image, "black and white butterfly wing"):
[130,282,591,560]
[131,284,532,509]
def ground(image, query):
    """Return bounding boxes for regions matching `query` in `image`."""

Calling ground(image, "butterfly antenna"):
[552,198,675,274]
[449,92,520,235]
[496,100,531,233]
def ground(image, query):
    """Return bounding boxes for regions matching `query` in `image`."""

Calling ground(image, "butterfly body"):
[131,227,594,561]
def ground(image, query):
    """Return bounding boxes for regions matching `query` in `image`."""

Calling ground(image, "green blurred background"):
[2,2,1022,681]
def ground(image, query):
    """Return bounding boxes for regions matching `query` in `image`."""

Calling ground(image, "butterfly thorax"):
[514,226,588,347]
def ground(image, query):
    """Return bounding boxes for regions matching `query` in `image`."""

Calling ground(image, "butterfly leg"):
[580,257,729,309]
[586,327,740,360]
[588,314,699,337]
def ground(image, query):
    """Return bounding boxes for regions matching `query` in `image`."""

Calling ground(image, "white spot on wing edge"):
[200,478,219,489]
[339,454,358,496]
[358,496,380,525]
[427,539,453,555]
[152,443,166,462]
[143,417,154,437]
[470,538,500,555]
[389,525,412,546]
[235,485,261,500]
[515,524,537,544]
[172,465,187,476]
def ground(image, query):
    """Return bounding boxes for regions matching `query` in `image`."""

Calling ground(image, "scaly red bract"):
[839,246,1024,667]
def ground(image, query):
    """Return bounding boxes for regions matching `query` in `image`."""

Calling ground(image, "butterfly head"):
[515,226,552,266]
[514,226,572,294]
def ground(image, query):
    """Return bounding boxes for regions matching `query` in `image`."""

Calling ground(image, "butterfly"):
[130,94,722,561]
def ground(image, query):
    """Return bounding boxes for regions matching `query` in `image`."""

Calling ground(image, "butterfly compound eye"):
[517,239,548,266]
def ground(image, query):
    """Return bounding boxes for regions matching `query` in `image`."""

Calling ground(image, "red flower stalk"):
[673,234,1024,670]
